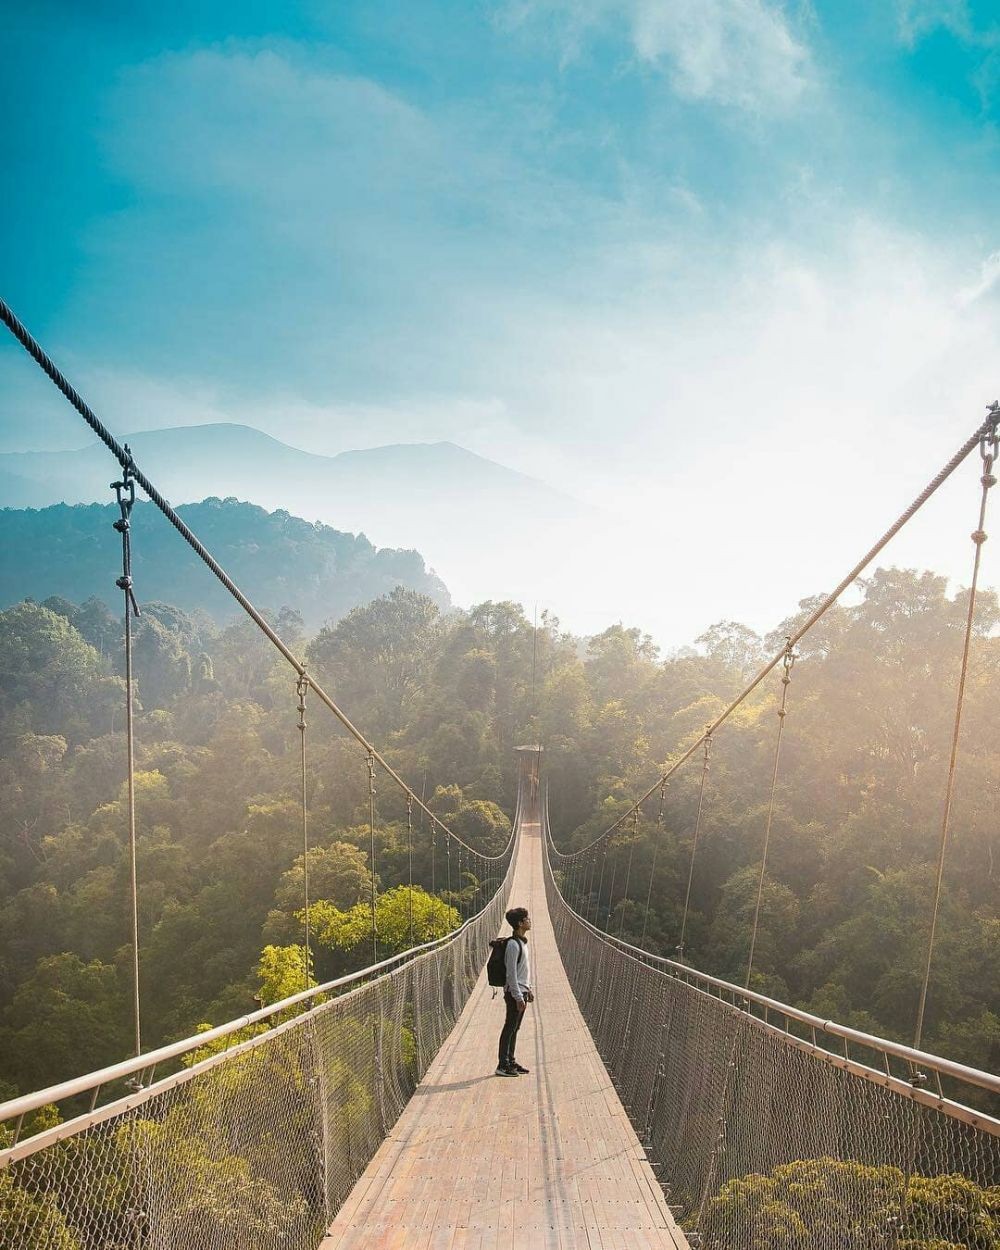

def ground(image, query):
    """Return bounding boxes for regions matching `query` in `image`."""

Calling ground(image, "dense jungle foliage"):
[0,499,450,630]
[0,565,997,1108]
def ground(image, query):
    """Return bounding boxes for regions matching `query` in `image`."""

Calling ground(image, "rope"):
[745,640,796,989]
[618,806,639,938]
[367,751,379,965]
[297,673,311,991]
[913,414,999,1050]
[406,793,414,948]
[549,404,1000,863]
[586,852,597,923]
[594,847,607,926]
[605,851,618,932]
[0,300,504,864]
[112,463,142,1058]
[640,780,668,943]
[677,732,712,959]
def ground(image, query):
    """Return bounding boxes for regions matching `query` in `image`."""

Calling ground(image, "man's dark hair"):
[506,906,529,930]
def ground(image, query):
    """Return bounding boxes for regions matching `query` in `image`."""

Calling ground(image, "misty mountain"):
[0,498,450,629]
[0,424,596,616]
[0,424,582,521]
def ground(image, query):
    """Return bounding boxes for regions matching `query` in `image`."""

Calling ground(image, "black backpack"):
[487,935,522,988]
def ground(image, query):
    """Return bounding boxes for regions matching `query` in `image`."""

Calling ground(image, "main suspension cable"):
[550,402,1000,863]
[0,299,503,863]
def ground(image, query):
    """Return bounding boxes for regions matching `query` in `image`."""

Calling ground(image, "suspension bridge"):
[0,297,999,1249]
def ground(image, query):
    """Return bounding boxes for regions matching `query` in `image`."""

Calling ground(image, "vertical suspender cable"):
[594,847,607,926]
[913,417,999,1050]
[605,851,618,932]
[641,779,668,944]
[406,793,414,948]
[112,461,142,1058]
[367,751,379,965]
[677,733,712,959]
[745,640,795,989]
[297,672,311,990]
[618,806,639,938]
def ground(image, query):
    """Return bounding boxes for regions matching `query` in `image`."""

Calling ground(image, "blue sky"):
[2,1,999,641]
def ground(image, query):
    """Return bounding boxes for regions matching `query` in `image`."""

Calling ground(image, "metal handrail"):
[541,792,1000,1100]
[0,822,516,1129]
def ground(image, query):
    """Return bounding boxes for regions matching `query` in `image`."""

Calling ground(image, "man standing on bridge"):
[496,906,533,1076]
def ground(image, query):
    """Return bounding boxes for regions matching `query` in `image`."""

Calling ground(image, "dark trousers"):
[498,990,525,1068]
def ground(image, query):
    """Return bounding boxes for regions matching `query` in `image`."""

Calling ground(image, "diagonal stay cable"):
[550,400,1000,861]
[0,297,506,862]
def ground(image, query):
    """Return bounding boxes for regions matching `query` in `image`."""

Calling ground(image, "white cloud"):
[501,0,812,112]
[957,250,1000,306]
[896,0,971,47]
[631,0,810,111]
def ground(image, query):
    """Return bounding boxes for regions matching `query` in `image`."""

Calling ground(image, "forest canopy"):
[0,566,997,1103]
[0,499,450,630]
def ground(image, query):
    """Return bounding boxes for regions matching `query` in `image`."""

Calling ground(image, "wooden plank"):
[319,815,688,1249]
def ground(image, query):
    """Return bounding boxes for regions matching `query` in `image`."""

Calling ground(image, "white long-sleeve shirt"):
[504,936,531,1002]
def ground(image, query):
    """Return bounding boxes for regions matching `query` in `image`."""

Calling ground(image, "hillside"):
[0,498,450,629]
[0,424,598,620]
[0,424,582,523]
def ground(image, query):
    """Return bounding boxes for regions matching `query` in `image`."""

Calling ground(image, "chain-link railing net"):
[545,845,1000,1249]
[1,843,514,1250]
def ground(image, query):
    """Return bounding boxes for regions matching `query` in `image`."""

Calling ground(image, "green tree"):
[309,885,460,957]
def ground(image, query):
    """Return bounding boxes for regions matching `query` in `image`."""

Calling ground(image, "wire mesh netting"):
[0,839,514,1250]
[544,823,1000,1250]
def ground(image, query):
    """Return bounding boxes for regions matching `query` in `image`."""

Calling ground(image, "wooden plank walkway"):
[320,813,689,1250]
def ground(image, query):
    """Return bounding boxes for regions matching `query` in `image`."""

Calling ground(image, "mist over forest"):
[1,559,996,1109]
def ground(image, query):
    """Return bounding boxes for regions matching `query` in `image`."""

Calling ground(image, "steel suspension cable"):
[550,402,1000,863]
[296,673,311,990]
[618,806,639,938]
[640,779,668,944]
[745,640,796,988]
[676,732,712,959]
[111,465,142,1057]
[605,850,618,932]
[406,793,414,948]
[913,421,999,1050]
[0,299,503,863]
[366,751,379,965]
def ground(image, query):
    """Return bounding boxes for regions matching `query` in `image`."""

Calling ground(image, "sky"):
[2,0,999,647]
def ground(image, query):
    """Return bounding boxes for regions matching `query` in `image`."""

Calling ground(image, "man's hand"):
[524,990,535,1003]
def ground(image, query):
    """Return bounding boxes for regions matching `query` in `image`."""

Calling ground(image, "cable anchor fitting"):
[973,410,999,546]
[296,670,308,732]
[366,750,377,797]
[111,448,140,618]
[777,638,797,717]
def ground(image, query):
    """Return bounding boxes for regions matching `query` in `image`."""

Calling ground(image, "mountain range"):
[0,425,597,615]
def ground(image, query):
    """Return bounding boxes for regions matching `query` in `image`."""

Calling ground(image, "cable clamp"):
[111,449,141,618]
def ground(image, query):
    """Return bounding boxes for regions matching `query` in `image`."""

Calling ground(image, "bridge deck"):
[320,816,688,1250]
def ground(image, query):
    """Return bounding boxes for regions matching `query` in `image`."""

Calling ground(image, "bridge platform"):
[320,813,688,1249]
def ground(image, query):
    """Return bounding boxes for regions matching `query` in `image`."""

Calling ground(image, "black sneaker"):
[495,1065,518,1077]
[511,1062,530,1074]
